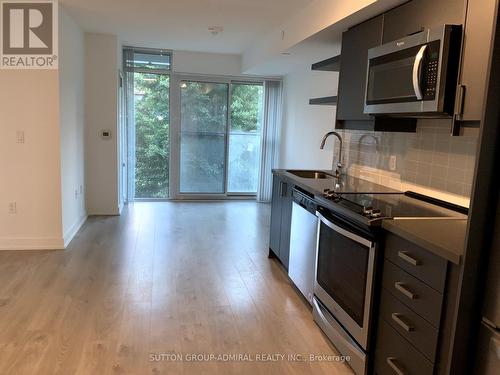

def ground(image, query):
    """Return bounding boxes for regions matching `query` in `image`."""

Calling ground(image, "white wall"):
[85,33,120,215]
[173,50,243,76]
[59,7,87,245]
[0,70,63,249]
[280,66,339,170]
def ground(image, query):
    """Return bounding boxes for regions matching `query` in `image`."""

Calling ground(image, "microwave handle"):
[412,45,427,100]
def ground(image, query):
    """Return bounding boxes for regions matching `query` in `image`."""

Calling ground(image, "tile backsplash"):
[339,120,479,206]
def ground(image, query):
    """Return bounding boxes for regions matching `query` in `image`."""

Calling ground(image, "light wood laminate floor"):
[0,202,354,375]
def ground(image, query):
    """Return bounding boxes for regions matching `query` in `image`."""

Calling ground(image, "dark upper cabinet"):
[336,15,384,123]
[334,0,493,130]
[269,174,293,269]
[382,0,467,44]
[456,0,498,122]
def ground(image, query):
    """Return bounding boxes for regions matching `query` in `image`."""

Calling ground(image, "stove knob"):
[371,209,382,218]
[363,206,373,216]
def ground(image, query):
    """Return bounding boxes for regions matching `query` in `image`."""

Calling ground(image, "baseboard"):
[0,237,65,251]
[87,206,121,216]
[63,213,88,248]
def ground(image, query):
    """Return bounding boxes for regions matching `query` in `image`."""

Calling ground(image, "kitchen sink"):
[286,170,336,179]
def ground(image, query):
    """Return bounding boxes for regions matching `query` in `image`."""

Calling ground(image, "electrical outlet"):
[8,202,17,214]
[79,185,83,194]
[389,155,397,171]
[16,131,25,144]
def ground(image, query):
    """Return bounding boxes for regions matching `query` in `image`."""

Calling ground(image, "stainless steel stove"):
[312,190,467,375]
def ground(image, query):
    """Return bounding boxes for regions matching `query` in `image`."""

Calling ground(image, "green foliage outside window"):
[134,73,170,198]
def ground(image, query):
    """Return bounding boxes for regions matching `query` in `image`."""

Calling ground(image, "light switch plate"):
[16,131,25,144]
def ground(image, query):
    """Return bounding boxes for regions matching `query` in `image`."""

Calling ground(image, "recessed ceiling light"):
[208,26,224,36]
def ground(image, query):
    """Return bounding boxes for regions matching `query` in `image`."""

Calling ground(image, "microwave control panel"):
[422,41,441,100]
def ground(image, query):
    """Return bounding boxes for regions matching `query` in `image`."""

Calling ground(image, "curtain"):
[123,48,136,201]
[257,80,283,202]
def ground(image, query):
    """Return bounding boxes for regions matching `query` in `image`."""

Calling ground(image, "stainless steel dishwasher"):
[288,188,318,305]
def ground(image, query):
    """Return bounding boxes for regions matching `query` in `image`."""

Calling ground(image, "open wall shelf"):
[311,55,341,72]
[309,96,337,106]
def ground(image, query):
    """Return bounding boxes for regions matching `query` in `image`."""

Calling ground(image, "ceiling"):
[247,26,343,75]
[60,0,315,54]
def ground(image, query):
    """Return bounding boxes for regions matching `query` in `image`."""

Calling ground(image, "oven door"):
[314,208,376,350]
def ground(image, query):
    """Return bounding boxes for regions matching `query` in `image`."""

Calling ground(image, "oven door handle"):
[316,211,373,248]
[412,45,427,100]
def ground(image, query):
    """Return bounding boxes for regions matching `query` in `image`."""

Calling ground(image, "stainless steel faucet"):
[320,131,343,176]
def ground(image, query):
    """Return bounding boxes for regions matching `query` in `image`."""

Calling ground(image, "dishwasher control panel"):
[292,189,317,214]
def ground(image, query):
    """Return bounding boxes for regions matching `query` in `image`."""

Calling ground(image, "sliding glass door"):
[180,81,228,194]
[228,83,264,194]
[178,79,263,197]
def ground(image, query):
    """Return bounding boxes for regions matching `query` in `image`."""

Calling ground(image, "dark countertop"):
[382,219,467,265]
[273,169,401,196]
[273,169,468,265]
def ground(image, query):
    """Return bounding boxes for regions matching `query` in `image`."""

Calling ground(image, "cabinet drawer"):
[375,320,434,375]
[379,289,439,362]
[385,233,448,292]
[382,260,443,327]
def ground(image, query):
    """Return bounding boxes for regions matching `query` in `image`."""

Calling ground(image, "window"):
[124,48,171,199]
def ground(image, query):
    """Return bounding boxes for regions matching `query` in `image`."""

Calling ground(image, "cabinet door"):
[278,182,293,270]
[269,176,283,256]
[336,15,383,121]
[382,0,466,44]
[457,0,498,121]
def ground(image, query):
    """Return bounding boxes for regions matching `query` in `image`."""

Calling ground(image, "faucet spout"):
[320,131,343,176]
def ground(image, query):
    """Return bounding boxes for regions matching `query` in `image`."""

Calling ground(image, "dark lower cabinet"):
[269,174,293,269]
[374,320,434,375]
[374,232,461,375]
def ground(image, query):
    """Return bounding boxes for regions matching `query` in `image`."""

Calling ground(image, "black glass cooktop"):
[322,190,468,222]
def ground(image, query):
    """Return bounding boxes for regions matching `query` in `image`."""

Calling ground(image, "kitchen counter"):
[382,219,468,265]
[273,169,401,197]
[273,169,468,264]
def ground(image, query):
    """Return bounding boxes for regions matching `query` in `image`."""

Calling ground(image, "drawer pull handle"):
[398,251,420,266]
[391,313,414,332]
[395,282,417,300]
[387,357,406,375]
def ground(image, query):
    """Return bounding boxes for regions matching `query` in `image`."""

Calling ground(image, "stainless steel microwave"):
[364,25,462,116]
